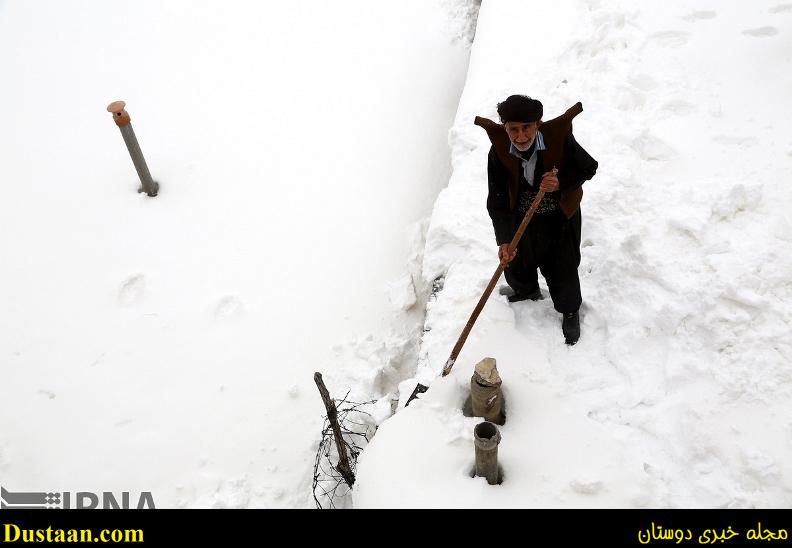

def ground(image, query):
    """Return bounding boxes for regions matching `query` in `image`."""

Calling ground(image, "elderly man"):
[486,95,598,345]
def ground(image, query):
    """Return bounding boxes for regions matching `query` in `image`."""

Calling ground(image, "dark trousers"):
[504,208,582,314]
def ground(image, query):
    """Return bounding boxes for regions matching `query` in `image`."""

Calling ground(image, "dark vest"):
[475,102,585,219]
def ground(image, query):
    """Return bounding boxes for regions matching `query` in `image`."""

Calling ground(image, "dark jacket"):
[487,131,598,245]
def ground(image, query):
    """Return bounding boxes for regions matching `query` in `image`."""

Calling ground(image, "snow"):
[2,0,792,509]
[354,0,792,508]
[0,0,472,508]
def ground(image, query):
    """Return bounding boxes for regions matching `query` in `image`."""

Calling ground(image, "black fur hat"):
[497,95,543,123]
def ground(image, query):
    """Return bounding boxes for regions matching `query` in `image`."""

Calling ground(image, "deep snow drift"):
[0,0,475,508]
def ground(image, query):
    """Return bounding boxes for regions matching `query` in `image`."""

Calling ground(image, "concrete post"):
[471,357,505,425]
[106,101,159,197]
[474,421,501,485]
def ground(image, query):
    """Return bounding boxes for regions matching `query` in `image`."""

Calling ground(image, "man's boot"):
[501,286,543,303]
[562,311,580,345]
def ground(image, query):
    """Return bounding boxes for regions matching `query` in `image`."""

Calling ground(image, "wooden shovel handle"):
[441,176,555,377]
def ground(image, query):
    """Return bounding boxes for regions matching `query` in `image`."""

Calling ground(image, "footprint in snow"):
[214,295,243,319]
[742,26,778,37]
[118,274,145,305]
[629,73,659,92]
[769,4,792,13]
[570,479,604,495]
[683,10,716,22]
[713,135,759,147]
[659,99,695,117]
[632,131,677,162]
[649,30,690,47]
[615,86,646,111]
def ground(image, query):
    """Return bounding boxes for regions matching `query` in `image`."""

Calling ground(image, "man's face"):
[503,121,541,151]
